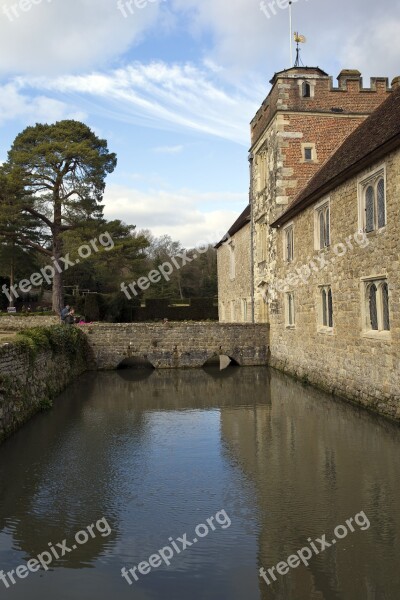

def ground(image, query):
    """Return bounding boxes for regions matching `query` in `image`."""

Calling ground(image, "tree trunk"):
[52,225,64,314]
[52,268,63,314]
[9,257,14,308]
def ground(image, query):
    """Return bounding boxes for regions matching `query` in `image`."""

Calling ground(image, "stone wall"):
[217,223,252,323]
[0,316,59,331]
[0,330,91,443]
[82,322,270,369]
[250,69,393,325]
[269,149,400,421]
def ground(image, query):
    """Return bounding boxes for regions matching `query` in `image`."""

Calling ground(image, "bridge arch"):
[82,323,269,370]
[117,357,155,370]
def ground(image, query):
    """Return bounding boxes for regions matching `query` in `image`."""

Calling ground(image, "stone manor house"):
[216,67,400,418]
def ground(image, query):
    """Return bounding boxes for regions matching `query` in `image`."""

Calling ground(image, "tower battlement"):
[251,67,393,147]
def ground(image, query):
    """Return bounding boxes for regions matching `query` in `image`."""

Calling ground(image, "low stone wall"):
[0,322,269,443]
[0,316,59,331]
[82,322,270,369]
[0,329,91,443]
[270,356,400,422]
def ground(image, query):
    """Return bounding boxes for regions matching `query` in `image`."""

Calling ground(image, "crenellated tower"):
[250,67,393,322]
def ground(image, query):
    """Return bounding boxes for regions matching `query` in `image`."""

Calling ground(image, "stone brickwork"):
[0,340,90,443]
[251,69,391,147]
[82,322,269,369]
[217,222,252,322]
[0,316,59,330]
[250,68,393,325]
[269,149,400,421]
[217,66,400,421]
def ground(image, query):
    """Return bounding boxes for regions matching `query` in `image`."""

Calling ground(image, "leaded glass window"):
[365,186,375,233]
[377,178,386,229]
[320,286,333,329]
[317,203,330,249]
[361,171,386,233]
[364,279,391,333]
[285,226,294,262]
[369,284,378,330]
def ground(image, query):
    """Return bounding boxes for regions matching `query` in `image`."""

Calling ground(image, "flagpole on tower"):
[289,1,293,67]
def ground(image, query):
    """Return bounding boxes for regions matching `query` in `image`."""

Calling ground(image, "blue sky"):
[0,0,399,245]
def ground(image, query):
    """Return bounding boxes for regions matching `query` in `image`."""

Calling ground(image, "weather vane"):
[294,32,306,67]
[289,1,306,67]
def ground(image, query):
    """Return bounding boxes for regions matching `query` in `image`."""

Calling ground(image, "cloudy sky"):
[0,0,399,246]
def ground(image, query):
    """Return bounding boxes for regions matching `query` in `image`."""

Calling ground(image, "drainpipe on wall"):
[249,152,255,324]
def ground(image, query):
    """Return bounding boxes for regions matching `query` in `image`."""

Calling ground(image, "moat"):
[0,367,399,600]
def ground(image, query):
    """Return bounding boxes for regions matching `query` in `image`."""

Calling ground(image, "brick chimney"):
[337,69,362,90]
[392,77,400,89]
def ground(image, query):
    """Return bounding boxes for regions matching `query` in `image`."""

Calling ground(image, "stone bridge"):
[82,322,270,370]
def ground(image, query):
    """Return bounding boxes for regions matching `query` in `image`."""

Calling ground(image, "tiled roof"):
[215,205,250,249]
[272,85,400,227]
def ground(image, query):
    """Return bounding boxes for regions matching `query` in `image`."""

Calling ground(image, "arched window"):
[369,284,378,330]
[322,289,327,326]
[365,186,375,233]
[377,178,386,229]
[316,202,330,249]
[320,286,333,329]
[284,225,294,262]
[364,278,391,333]
[286,292,295,326]
[242,299,248,322]
[302,82,311,98]
[319,211,325,248]
[381,283,390,331]
[360,170,386,233]
[325,207,330,247]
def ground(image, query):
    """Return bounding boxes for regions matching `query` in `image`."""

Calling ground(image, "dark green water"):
[0,367,399,600]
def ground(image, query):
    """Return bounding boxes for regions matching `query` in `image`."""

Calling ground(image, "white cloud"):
[0,82,85,125]
[17,62,262,144]
[0,0,165,75]
[341,19,400,80]
[103,183,246,246]
[0,0,398,84]
[170,0,400,81]
[153,144,184,154]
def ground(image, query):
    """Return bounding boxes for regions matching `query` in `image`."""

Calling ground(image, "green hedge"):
[15,325,90,361]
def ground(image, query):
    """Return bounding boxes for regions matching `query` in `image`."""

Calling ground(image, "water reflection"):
[0,367,399,600]
[220,370,400,599]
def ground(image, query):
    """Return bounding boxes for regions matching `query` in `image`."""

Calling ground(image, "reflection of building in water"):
[0,367,271,569]
[220,369,400,599]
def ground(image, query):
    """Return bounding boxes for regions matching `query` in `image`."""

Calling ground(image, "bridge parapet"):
[81,322,270,370]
